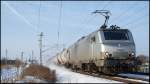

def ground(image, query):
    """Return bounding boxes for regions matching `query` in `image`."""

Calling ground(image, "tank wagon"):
[54,10,138,74]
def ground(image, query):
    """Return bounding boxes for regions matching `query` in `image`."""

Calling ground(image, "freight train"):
[53,10,138,74]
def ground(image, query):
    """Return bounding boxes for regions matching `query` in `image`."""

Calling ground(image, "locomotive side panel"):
[68,31,105,67]
[90,31,105,66]
[76,37,90,64]
[69,45,78,64]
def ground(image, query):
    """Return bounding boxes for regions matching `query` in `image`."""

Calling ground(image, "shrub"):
[22,64,56,82]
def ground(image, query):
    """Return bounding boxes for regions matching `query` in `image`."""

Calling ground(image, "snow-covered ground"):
[1,66,48,83]
[46,63,122,83]
[119,73,149,80]
[1,67,18,82]
[15,76,48,83]
[1,63,149,83]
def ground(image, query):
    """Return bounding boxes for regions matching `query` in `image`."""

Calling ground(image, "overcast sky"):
[1,1,149,63]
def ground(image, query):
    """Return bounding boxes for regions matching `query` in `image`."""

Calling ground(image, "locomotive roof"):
[66,28,130,52]
[99,28,129,31]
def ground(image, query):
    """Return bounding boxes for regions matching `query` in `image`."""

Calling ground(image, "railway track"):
[71,69,149,83]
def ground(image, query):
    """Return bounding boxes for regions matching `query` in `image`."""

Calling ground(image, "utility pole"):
[21,52,24,62]
[5,49,8,65]
[32,50,34,64]
[39,32,44,65]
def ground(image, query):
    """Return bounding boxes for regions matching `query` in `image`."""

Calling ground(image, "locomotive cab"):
[99,28,136,59]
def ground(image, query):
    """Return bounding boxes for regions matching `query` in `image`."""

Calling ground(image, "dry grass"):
[21,64,56,82]
[1,64,7,68]
[0,64,14,69]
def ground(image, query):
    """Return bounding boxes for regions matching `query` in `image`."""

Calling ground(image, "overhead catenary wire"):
[101,1,111,10]
[121,13,148,27]
[92,1,110,26]
[37,1,41,30]
[78,1,111,36]
[83,1,110,25]
[120,5,148,26]
[65,1,112,46]
[126,19,148,28]
[124,20,148,30]
[3,1,39,33]
[57,1,63,52]
[109,2,138,24]
[121,5,147,25]
[84,1,111,26]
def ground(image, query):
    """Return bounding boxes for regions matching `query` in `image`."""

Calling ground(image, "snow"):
[121,77,149,83]
[119,73,149,80]
[1,67,18,81]
[1,66,48,83]
[1,63,149,83]
[46,63,121,83]
[15,76,47,83]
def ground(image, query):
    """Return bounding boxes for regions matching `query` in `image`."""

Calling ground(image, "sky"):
[1,1,149,63]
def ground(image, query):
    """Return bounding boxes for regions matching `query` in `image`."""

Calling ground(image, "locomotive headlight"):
[105,52,109,56]
[131,52,135,56]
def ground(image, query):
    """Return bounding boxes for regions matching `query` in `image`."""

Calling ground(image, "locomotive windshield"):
[103,30,129,40]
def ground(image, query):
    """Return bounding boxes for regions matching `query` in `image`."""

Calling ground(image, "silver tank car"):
[55,28,137,74]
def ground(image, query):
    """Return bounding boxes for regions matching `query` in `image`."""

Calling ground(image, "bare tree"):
[136,55,149,65]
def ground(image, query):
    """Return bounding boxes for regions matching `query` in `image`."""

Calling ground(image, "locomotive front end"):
[100,29,137,73]
[101,29,136,59]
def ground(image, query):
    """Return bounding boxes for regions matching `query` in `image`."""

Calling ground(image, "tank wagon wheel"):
[68,63,72,68]
[103,66,109,74]
[75,65,79,72]
[100,66,106,74]
[100,66,114,75]
[65,63,70,68]
[91,63,99,73]
[87,64,92,74]
[81,63,87,72]
[71,65,78,72]
[71,65,74,71]
[85,63,98,74]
